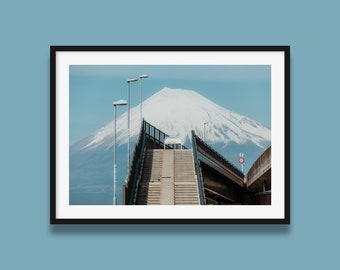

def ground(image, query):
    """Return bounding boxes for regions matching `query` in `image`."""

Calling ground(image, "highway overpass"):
[124,120,271,205]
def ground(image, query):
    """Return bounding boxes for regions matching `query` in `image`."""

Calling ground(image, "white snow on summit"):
[81,87,271,151]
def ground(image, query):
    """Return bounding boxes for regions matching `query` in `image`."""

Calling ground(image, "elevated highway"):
[191,131,246,204]
[124,120,271,205]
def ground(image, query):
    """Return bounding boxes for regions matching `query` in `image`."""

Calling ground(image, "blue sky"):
[70,65,271,145]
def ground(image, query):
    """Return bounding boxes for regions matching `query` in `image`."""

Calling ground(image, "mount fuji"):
[70,87,271,205]
[75,87,270,151]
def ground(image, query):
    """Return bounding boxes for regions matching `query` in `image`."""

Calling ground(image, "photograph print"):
[51,46,289,224]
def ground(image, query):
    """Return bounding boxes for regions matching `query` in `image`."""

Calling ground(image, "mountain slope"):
[77,87,270,152]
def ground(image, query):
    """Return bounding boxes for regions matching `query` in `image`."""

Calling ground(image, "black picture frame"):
[50,46,290,224]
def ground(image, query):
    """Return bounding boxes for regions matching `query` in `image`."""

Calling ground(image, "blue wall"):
[1,1,339,269]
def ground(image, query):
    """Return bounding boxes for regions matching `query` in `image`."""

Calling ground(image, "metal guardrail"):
[192,131,244,179]
[143,120,167,146]
[191,131,206,205]
[143,121,187,150]
[126,120,146,205]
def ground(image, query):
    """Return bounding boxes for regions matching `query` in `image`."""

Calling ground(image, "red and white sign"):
[238,157,245,165]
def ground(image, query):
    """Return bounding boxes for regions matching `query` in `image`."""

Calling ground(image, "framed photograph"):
[51,46,290,224]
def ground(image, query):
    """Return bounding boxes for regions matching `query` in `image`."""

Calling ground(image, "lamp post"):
[113,100,127,205]
[139,74,149,122]
[127,78,138,178]
[204,122,209,141]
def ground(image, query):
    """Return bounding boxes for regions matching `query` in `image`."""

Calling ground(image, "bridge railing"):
[143,121,187,150]
[143,120,166,146]
[191,131,206,205]
[125,120,147,205]
[192,131,244,179]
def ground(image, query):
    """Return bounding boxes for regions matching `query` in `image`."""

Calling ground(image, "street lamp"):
[204,122,209,141]
[139,74,149,122]
[127,78,138,178]
[113,100,127,205]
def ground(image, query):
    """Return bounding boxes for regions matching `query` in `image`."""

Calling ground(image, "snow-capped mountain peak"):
[80,87,270,151]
